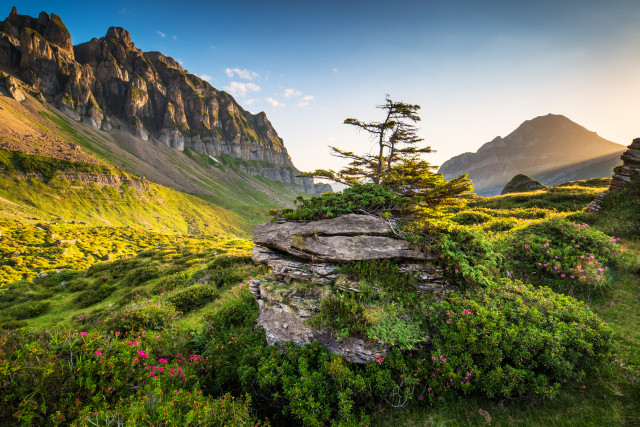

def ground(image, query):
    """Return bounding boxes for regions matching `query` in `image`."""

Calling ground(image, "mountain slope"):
[0,7,326,193]
[439,114,626,196]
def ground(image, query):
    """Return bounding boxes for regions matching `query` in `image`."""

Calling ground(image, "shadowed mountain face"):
[439,114,626,196]
[0,8,328,193]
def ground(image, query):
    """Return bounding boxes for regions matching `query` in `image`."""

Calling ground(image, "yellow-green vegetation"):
[0,176,638,426]
[0,149,250,236]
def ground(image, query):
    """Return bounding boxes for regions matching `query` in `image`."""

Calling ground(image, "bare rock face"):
[251,215,450,363]
[0,8,322,193]
[254,214,429,262]
[587,138,640,212]
[4,75,25,101]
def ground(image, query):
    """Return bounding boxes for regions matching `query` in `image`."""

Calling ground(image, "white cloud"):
[200,74,212,82]
[225,68,260,80]
[245,98,259,105]
[172,35,177,41]
[332,67,339,74]
[284,88,302,98]
[156,31,166,38]
[118,7,128,15]
[177,59,184,65]
[266,97,285,107]
[224,81,261,97]
[297,95,314,107]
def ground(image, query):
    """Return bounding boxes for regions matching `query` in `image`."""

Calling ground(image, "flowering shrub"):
[501,218,621,295]
[426,281,613,399]
[0,329,224,425]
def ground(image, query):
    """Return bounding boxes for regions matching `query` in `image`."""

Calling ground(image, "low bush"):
[170,285,218,313]
[269,183,412,221]
[501,217,621,295]
[426,281,613,399]
[107,300,180,332]
[76,284,115,307]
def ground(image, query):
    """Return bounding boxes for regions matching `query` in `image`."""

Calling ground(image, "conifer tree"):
[300,95,474,215]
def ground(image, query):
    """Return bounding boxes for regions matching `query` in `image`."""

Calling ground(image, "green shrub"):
[122,265,160,287]
[170,285,218,313]
[107,300,179,331]
[452,210,492,225]
[269,183,411,221]
[3,301,50,319]
[432,224,500,287]
[75,284,115,307]
[501,217,621,295]
[426,281,613,399]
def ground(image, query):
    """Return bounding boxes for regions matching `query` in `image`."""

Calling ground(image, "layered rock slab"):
[254,214,429,262]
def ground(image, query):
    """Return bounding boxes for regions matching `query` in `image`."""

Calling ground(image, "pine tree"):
[300,95,474,216]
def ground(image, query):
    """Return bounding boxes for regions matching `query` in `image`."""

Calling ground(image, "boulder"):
[253,279,388,364]
[254,214,429,262]
[501,174,545,195]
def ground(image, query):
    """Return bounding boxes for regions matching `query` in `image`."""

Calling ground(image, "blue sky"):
[10,1,640,171]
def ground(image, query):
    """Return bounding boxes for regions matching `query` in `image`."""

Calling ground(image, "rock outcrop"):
[0,8,324,193]
[251,214,450,363]
[254,214,430,262]
[439,114,627,196]
[501,174,546,195]
[587,138,640,212]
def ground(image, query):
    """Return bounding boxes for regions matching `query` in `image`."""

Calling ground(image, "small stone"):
[282,323,288,329]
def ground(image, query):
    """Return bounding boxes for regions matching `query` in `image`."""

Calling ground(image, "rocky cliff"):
[0,7,327,193]
[439,114,626,196]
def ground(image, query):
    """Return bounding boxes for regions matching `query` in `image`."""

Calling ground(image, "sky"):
[10,0,640,172]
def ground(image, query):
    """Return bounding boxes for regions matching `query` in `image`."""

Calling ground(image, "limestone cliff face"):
[0,8,324,192]
[439,114,626,196]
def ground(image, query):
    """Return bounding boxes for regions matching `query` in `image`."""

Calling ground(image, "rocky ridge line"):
[0,7,328,193]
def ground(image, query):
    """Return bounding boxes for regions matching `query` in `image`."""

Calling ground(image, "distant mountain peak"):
[439,114,626,196]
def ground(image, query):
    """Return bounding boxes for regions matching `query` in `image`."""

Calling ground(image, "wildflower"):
[524,244,529,249]
[418,395,423,401]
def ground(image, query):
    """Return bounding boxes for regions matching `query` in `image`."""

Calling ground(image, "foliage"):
[431,223,501,287]
[426,281,613,399]
[299,96,474,219]
[107,299,180,332]
[170,284,218,313]
[269,183,410,220]
[500,217,621,296]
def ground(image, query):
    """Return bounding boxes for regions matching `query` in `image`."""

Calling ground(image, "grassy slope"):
[375,180,640,426]
[0,177,638,425]
[0,92,300,232]
[0,227,261,331]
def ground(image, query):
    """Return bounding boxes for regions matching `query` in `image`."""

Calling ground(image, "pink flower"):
[134,358,139,363]
[524,244,529,249]
[418,395,423,400]
[377,357,384,365]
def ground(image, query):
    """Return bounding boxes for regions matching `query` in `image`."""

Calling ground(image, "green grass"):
[1,176,638,426]
[0,149,250,237]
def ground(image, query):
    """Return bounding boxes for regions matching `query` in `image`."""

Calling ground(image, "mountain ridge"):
[439,114,626,196]
[0,7,327,193]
